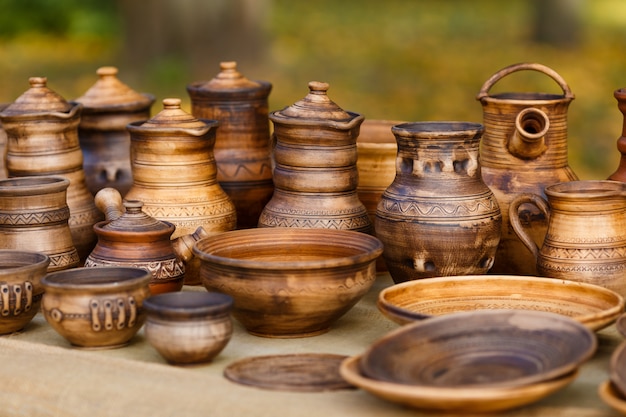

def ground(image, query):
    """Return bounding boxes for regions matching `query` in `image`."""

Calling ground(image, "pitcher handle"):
[476,62,574,100]
[508,193,550,261]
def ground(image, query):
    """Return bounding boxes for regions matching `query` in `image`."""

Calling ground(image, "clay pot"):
[375,122,502,284]
[85,187,209,294]
[259,81,371,233]
[476,63,578,275]
[74,66,155,196]
[609,88,626,182]
[0,77,103,261]
[187,61,274,229]
[510,180,626,297]
[125,98,237,285]
[0,250,50,334]
[0,176,79,272]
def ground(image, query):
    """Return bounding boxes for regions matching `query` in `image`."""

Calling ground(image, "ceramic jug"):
[609,88,626,182]
[375,121,502,284]
[0,176,79,272]
[258,81,372,233]
[74,66,155,196]
[476,62,578,276]
[0,77,103,262]
[187,61,274,229]
[510,180,626,296]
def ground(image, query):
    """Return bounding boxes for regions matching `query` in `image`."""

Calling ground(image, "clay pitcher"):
[0,77,103,262]
[187,61,274,229]
[476,63,578,276]
[510,180,626,296]
[609,88,626,182]
[375,122,502,284]
[259,81,372,233]
[0,176,79,272]
[74,66,155,196]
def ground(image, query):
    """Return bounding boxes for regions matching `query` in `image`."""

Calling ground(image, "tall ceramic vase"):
[375,122,502,284]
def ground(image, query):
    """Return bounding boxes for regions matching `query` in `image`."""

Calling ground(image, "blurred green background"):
[0,0,624,179]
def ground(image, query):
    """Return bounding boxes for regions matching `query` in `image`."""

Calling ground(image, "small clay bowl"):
[41,267,151,349]
[0,250,50,334]
[192,227,383,338]
[143,291,234,365]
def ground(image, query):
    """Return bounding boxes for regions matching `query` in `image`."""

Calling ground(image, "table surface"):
[0,273,623,417]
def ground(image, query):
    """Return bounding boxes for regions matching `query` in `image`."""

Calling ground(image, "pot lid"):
[271,81,353,122]
[138,98,208,129]
[101,200,173,233]
[74,66,154,111]
[1,77,73,115]
[200,61,263,91]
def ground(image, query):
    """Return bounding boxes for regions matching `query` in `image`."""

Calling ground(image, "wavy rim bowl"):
[377,274,625,331]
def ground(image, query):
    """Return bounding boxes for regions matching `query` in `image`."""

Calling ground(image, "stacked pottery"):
[0,77,102,261]
[187,61,274,229]
[258,81,372,233]
[74,66,155,196]
[476,62,578,275]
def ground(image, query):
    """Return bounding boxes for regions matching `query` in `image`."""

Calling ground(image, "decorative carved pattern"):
[84,258,184,281]
[143,201,235,218]
[67,208,103,226]
[48,250,81,269]
[0,207,70,225]
[263,204,367,216]
[258,213,372,230]
[544,234,626,245]
[0,281,38,316]
[218,162,273,180]
[378,195,499,219]
[47,296,138,331]
[541,246,626,260]
[539,262,626,274]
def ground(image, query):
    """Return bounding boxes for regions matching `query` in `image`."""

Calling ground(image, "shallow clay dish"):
[599,380,626,415]
[378,274,624,331]
[340,355,578,413]
[361,309,596,388]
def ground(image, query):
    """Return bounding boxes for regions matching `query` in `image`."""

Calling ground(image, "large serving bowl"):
[41,267,151,349]
[0,250,50,334]
[192,227,383,338]
[378,274,624,331]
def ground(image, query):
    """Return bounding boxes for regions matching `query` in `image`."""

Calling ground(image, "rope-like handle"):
[476,62,574,100]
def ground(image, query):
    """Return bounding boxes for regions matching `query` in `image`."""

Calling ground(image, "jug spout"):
[508,108,549,159]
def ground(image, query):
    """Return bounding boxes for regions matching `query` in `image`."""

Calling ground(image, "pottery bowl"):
[193,227,383,338]
[0,250,50,334]
[610,340,626,398]
[41,266,151,349]
[361,309,596,389]
[143,291,234,365]
[378,274,624,331]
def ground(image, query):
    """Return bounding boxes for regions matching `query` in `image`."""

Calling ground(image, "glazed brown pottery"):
[510,180,626,296]
[74,66,155,196]
[40,266,151,349]
[187,61,274,229]
[125,98,237,285]
[609,88,626,182]
[193,227,383,338]
[85,187,208,294]
[0,176,79,271]
[375,121,501,284]
[0,250,50,334]
[258,81,372,233]
[477,62,578,275]
[0,77,102,261]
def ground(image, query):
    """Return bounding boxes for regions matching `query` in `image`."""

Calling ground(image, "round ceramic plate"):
[360,309,596,388]
[377,274,624,331]
[599,380,626,415]
[340,355,578,413]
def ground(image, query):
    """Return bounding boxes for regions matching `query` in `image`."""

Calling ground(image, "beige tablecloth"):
[0,273,622,417]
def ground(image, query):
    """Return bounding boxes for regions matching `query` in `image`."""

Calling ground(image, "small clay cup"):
[143,291,234,365]
[41,267,151,349]
[0,250,50,334]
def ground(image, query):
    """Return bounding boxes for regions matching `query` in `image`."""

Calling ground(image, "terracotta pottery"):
[85,187,209,294]
[187,61,274,229]
[375,121,501,284]
[40,266,151,349]
[611,340,626,398]
[510,180,626,296]
[477,62,578,275]
[124,98,237,285]
[609,88,626,182]
[0,77,103,261]
[143,291,233,365]
[599,380,626,415]
[258,81,372,233]
[0,176,79,272]
[74,66,155,196]
[0,250,50,334]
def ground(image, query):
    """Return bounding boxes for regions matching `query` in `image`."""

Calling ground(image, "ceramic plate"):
[377,274,624,331]
[340,355,578,413]
[599,380,626,415]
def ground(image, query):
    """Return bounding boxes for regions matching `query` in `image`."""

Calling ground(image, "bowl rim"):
[0,250,50,275]
[41,266,151,291]
[143,291,233,318]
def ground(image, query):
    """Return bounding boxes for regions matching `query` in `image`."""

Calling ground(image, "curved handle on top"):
[476,62,574,100]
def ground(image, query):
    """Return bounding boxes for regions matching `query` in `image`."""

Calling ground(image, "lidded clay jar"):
[258,81,371,233]
[187,61,274,229]
[74,66,155,196]
[0,77,102,262]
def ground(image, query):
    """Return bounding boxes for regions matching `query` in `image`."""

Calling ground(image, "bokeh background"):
[0,0,624,179]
